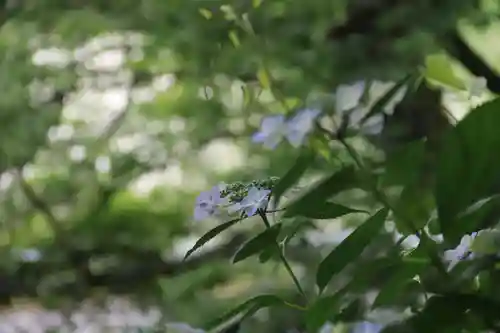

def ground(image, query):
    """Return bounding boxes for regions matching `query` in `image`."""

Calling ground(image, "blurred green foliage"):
[0,0,500,332]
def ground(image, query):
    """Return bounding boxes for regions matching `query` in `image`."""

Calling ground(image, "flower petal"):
[336,81,366,113]
[260,115,286,133]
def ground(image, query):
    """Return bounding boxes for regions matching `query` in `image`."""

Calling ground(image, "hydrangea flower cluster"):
[194,177,279,221]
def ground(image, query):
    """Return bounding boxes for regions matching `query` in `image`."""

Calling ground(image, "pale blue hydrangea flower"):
[444,232,477,270]
[165,322,205,333]
[253,109,321,149]
[286,108,321,148]
[352,321,383,333]
[228,187,271,217]
[252,114,288,149]
[193,185,227,221]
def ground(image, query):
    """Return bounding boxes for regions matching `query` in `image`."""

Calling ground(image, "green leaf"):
[258,247,279,263]
[382,140,426,187]
[435,98,500,244]
[206,294,285,330]
[271,149,314,209]
[257,68,271,90]
[307,257,402,332]
[285,166,361,215]
[198,8,213,19]
[305,294,343,333]
[398,295,469,333]
[393,184,434,235]
[316,208,389,291]
[184,218,241,260]
[228,30,240,47]
[471,229,500,255]
[233,223,282,263]
[372,245,429,309]
[336,298,365,323]
[454,195,500,241]
[285,201,366,219]
[279,217,315,245]
[252,0,263,8]
[424,54,465,90]
[345,257,402,294]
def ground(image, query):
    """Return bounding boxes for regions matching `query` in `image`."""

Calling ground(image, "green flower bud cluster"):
[220,177,279,203]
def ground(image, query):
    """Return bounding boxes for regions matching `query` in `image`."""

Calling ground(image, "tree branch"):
[0,233,248,303]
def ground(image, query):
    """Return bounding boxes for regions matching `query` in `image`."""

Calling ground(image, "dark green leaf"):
[382,141,426,187]
[271,149,314,209]
[233,223,282,263]
[436,98,500,244]
[454,195,500,241]
[206,294,285,330]
[404,295,469,333]
[372,248,429,309]
[316,208,389,291]
[258,247,279,263]
[386,293,500,333]
[345,257,402,294]
[279,218,316,247]
[336,298,365,323]
[305,294,343,333]
[285,166,361,215]
[184,217,241,260]
[393,184,434,235]
[284,201,366,219]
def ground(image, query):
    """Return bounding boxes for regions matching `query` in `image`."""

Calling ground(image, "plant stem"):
[257,209,309,303]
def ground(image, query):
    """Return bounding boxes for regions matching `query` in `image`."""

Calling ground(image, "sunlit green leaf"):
[425,54,465,90]
[257,68,271,90]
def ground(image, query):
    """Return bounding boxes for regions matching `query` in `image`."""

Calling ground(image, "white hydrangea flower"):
[252,115,288,149]
[193,185,227,221]
[228,187,271,217]
[444,232,477,270]
[286,108,321,147]
[253,109,321,149]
